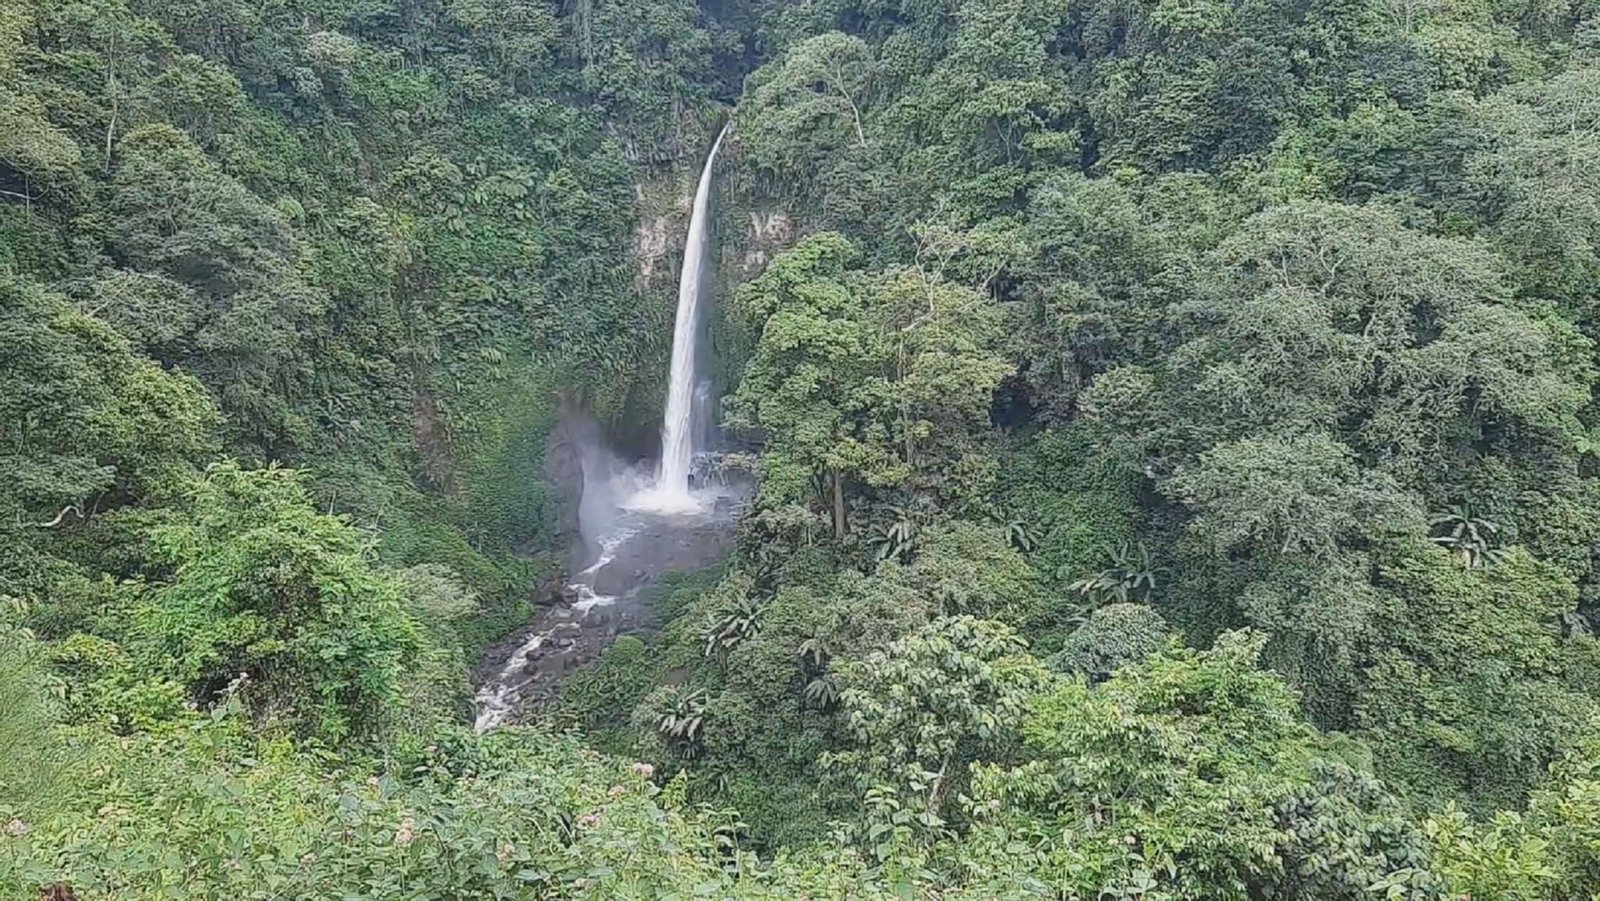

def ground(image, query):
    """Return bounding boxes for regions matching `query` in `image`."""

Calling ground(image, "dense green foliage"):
[6,0,1600,896]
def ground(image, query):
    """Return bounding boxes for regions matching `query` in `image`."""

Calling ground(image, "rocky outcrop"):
[632,163,697,294]
[542,399,606,543]
[739,209,795,276]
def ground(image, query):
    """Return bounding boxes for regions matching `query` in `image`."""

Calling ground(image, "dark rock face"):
[541,401,607,544]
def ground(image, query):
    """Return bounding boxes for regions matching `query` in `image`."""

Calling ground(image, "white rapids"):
[472,523,634,732]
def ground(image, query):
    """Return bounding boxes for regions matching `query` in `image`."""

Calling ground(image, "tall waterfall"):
[635,122,731,513]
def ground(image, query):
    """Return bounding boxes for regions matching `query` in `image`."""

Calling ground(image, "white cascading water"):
[631,122,732,513]
[471,523,634,732]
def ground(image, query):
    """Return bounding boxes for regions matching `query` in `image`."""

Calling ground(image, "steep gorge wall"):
[600,125,803,460]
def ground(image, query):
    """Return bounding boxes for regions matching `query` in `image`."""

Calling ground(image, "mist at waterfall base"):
[473,125,741,731]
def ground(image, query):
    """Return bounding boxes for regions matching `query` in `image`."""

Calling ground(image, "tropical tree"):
[729,233,1010,538]
[1430,504,1503,568]
[1068,540,1158,605]
[728,232,898,539]
[1356,542,1600,809]
[828,616,1048,836]
[0,277,217,529]
[739,32,876,187]
[1049,602,1169,679]
[652,685,708,756]
[966,632,1437,900]
[108,125,326,454]
[123,464,428,745]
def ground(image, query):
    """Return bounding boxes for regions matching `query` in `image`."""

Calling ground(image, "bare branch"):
[32,505,84,529]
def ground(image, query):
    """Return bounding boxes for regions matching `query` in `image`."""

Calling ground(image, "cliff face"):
[632,164,698,296]
[632,150,799,300]
[706,175,802,410]
[542,398,606,544]
[738,209,795,276]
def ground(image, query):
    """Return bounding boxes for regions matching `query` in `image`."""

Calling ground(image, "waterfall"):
[633,122,731,513]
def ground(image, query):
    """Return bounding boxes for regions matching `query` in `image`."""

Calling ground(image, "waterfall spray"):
[633,122,731,513]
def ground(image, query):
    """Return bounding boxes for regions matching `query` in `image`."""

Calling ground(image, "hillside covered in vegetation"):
[4,0,1600,897]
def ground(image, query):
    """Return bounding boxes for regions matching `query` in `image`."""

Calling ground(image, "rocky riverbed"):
[472,489,744,730]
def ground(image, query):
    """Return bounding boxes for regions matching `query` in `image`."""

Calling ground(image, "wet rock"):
[532,570,575,607]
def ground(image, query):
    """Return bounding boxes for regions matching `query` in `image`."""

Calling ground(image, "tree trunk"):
[831,471,847,540]
[899,340,913,467]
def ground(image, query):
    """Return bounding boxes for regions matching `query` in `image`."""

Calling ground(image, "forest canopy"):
[4,0,1600,898]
